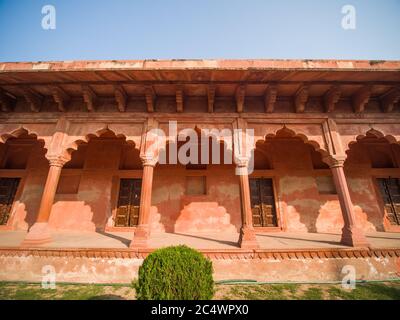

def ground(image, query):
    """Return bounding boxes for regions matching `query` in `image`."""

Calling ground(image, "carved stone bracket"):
[380,88,400,113]
[82,85,96,112]
[264,84,278,113]
[0,89,15,112]
[295,85,309,113]
[176,87,184,113]
[236,85,246,113]
[207,84,216,113]
[324,85,341,113]
[21,86,42,112]
[145,86,155,113]
[114,85,127,112]
[353,86,371,113]
[51,86,70,112]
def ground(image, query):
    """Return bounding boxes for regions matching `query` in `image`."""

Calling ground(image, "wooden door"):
[249,178,278,227]
[377,178,400,225]
[0,178,20,225]
[115,179,142,227]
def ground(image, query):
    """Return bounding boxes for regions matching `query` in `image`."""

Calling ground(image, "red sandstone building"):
[0,59,399,282]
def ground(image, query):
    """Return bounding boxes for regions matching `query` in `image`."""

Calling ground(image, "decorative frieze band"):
[0,247,399,260]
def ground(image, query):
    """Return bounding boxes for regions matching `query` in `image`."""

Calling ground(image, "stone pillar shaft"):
[130,157,156,248]
[238,170,252,228]
[21,157,66,246]
[36,164,63,223]
[138,164,154,226]
[329,158,369,247]
[236,162,259,249]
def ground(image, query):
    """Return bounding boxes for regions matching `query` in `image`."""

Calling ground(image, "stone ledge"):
[0,247,399,260]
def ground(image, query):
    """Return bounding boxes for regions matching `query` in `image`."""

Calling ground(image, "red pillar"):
[21,157,66,246]
[328,157,369,247]
[130,156,156,248]
[236,159,259,249]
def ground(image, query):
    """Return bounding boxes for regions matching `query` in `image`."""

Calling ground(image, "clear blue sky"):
[0,0,399,62]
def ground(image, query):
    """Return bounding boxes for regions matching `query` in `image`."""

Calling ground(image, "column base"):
[238,227,259,249]
[340,226,370,248]
[129,225,150,249]
[20,222,52,247]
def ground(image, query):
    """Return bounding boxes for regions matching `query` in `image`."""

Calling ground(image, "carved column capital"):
[323,155,347,168]
[46,155,69,167]
[234,156,251,176]
[234,156,250,168]
[140,154,158,167]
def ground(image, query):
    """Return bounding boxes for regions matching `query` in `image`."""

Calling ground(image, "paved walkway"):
[0,230,399,250]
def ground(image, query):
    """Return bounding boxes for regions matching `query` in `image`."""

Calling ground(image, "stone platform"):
[0,230,399,284]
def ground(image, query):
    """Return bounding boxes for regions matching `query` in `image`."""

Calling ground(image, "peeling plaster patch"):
[209,184,239,199]
[347,178,374,197]
[279,176,315,196]
[289,199,321,210]
[20,184,45,201]
[78,190,105,202]
[152,183,184,203]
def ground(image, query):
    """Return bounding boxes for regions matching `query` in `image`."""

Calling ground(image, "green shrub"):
[135,245,214,300]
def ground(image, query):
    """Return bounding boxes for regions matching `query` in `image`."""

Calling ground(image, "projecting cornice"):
[0,59,398,115]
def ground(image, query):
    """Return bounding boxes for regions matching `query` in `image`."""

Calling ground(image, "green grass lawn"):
[1,281,399,300]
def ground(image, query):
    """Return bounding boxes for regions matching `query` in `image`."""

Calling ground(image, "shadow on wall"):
[5,137,50,230]
[18,131,140,232]
[279,176,323,233]
[279,175,381,234]
[151,136,241,233]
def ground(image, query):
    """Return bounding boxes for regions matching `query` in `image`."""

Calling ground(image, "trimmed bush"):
[135,245,214,300]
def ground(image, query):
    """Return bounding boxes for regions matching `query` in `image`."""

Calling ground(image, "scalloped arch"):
[0,126,48,151]
[64,126,139,156]
[347,128,399,151]
[261,126,329,157]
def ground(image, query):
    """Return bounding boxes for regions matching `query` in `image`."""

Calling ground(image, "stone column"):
[326,156,369,247]
[236,158,259,249]
[21,156,67,246]
[130,155,157,248]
